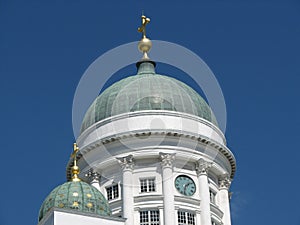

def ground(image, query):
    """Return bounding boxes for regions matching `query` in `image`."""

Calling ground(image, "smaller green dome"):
[38,181,111,221]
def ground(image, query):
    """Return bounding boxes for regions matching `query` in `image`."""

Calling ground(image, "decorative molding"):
[174,196,200,206]
[85,168,101,182]
[134,195,164,203]
[196,158,212,176]
[159,152,175,168]
[116,155,134,171]
[108,199,122,208]
[218,174,232,190]
[68,130,236,181]
[210,203,224,219]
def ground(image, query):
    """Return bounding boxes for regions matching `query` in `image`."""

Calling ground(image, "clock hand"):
[184,183,189,193]
[184,182,193,193]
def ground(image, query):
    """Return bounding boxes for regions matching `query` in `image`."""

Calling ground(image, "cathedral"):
[38,15,236,225]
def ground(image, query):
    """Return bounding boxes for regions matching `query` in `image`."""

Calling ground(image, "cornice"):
[174,195,200,206]
[66,131,236,181]
[134,195,164,203]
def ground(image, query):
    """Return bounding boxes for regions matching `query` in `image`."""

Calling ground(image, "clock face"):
[175,175,196,196]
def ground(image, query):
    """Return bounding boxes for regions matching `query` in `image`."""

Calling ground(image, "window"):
[106,184,119,200]
[187,212,195,225]
[178,211,186,224]
[177,211,195,225]
[140,178,156,193]
[209,190,216,204]
[140,210,160,225]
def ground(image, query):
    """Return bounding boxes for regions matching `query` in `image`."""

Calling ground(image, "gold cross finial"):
[137,14,152,60]
[138,15,150,38]
[72,143,79,157]
[71,143,81,182]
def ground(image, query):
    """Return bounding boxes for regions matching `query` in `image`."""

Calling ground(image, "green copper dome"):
[81,62,218,133]
[38,181,111,221]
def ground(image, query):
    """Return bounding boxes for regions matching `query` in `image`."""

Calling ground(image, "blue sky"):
[1,0,300,225]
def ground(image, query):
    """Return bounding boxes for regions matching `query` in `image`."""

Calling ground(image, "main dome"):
[80,62,218,133]
[38,181,111,221]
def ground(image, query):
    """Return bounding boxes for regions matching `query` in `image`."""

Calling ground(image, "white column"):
[158,207,164,225]
[195,210,201,225]
[117,155,134,225]
[218,174,232,225]
[160,153,175,225]
[134,207,140,225]
[196,158,212,225]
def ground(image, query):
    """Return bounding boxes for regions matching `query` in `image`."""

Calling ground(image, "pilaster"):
[218,174,232,225]
[195,158,212,225]
[117,155,135,225]
[159,152,175,225]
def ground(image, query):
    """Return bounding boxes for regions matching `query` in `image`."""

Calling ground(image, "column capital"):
[196,158,212,176]
[218,174,232,190]
[159,152,175,168]
[116,155,134,171]
[85,168,101,181]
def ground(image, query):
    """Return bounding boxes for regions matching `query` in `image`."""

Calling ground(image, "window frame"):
[209,189,216,204]
[177,210,196,225]
[105,183,119,201]
[211,220,218,225]
[139,209,160,225]
[139,177,156,193]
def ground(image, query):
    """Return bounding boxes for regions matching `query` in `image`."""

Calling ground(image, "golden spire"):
[137,14,152,60]
[138,15,150,38]
[71,143,81,182]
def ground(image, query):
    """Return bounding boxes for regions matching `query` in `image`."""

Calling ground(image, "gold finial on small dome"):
[71,143,81,182]
[138,14,152,60]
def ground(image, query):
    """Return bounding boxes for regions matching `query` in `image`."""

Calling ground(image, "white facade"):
[38,208,125,225]
[66,110,236,225]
